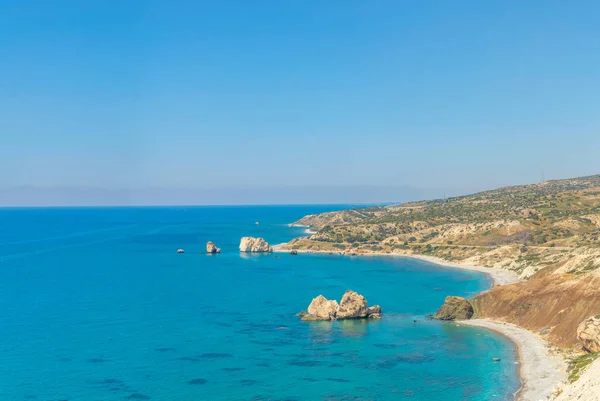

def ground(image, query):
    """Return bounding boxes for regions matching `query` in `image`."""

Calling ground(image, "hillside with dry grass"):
[283,174,600,347]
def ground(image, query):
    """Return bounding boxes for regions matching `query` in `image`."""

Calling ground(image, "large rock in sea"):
[577,316,600,353]
[206,241,221,254]
[239,237,273,253]
[434,296,474,321]
[304,295,339,321]
[299,290,382,321]
[337,290,369,319]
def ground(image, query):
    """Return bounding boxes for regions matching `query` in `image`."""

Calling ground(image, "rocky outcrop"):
[239,237,273,253]
[305,295,339,321]
[337,290,369,319]
[434,296,474,321]
[578,316,600,353]
[367,305,382,319]
[206,241,221,254]
[299,290,381,321]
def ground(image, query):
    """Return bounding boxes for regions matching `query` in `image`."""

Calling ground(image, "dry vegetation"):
[290,175,600,279]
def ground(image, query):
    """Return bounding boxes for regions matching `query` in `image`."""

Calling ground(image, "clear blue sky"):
[1,1,599,202]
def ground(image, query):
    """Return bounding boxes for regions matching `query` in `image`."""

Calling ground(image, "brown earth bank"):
[471,268,600,348]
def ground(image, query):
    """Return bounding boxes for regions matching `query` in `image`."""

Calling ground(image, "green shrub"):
[568,353,599,383]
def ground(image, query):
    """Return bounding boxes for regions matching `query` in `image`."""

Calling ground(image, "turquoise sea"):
[0,206,520,401]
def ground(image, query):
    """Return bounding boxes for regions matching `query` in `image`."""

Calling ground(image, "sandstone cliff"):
[577,316,600,353]
[471,269,600,348]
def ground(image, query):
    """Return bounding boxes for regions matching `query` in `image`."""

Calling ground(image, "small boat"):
[492,358,501,362]
[255,221,259,225]
[177,249,185,253]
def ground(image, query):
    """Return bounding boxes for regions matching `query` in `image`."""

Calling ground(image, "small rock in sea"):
[177,249,185,254]
[290,250,298,255]
[492,358,501,362]
[206,241,221,254]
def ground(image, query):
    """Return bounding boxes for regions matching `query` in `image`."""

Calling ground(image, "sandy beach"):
[462,319,567,401]
[401,254,520,286]
[273,246,520,286]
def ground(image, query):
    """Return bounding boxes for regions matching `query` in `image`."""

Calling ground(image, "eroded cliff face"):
[471,269,600,347]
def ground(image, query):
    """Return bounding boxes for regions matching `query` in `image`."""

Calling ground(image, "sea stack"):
[239,237,273,253]
[206,241,221,254]
[299,290,381,321]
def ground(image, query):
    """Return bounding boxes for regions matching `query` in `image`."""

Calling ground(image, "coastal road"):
[350,210,369,218]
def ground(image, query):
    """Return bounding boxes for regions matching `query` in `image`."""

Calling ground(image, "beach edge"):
[273,244,567,400]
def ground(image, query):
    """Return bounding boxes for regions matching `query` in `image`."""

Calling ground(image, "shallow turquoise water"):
[0,206,520,400]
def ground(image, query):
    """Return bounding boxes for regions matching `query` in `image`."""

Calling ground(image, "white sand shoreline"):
[401,253,521,286]
[272,246,520,286]
[462,319,567,401]
[274,242,565,400]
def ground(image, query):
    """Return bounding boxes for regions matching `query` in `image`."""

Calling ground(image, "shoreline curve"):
[274,243,566,400]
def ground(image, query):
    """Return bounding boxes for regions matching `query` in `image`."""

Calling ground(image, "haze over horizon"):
[2,1,599,206]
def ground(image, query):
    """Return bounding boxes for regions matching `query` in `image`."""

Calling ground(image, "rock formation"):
[434,296,474,321]
[305,295,339,321]
[337,290,369,319]
[299,290,381,321]
[239,237,273,253]
[206,241,221,254]
[367,305,382,319]
[577,316,600,353]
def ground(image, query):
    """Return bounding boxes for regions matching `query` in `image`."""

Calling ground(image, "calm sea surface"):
[0,206,520,400]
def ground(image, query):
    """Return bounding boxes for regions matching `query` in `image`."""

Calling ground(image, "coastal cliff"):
[471,269,600,348]
[281,174,600,348]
